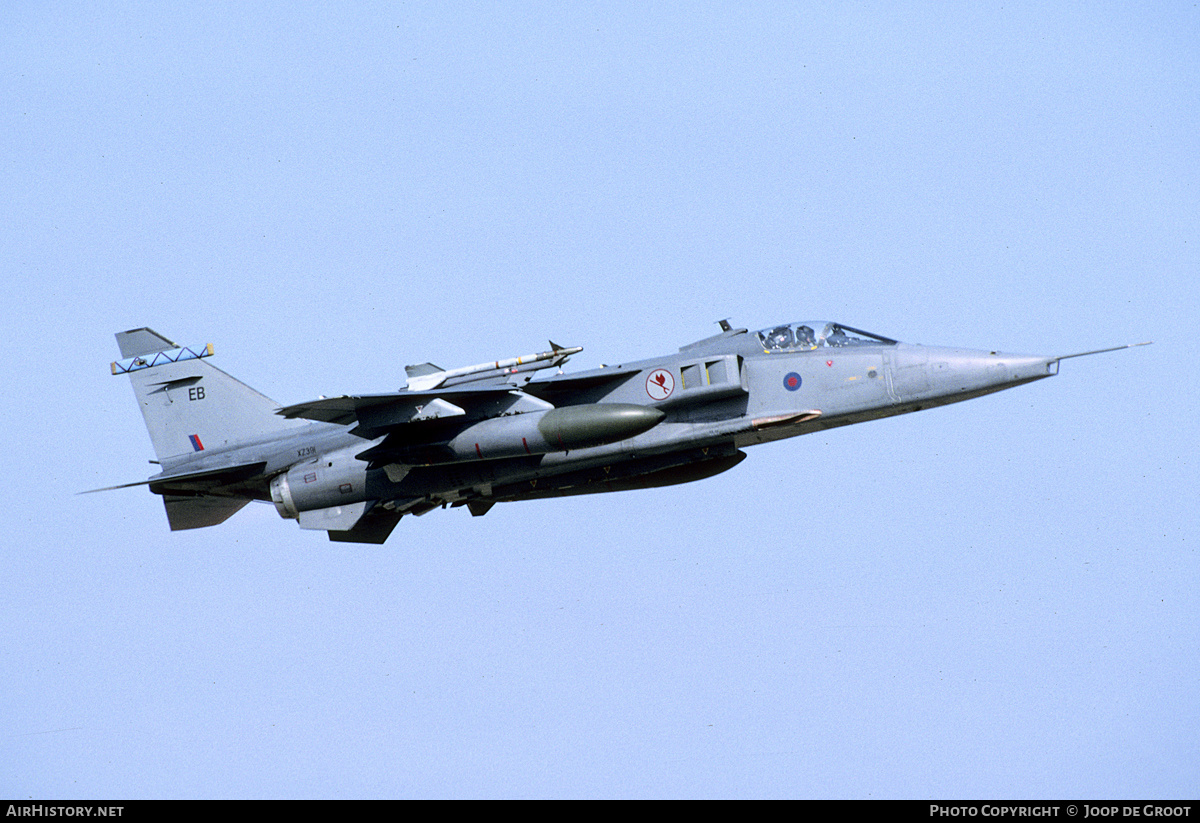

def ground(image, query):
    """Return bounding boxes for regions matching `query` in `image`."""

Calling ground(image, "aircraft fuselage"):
[103,322,1141,543]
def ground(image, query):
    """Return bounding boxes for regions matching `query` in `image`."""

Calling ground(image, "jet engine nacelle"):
[271,444,369,519]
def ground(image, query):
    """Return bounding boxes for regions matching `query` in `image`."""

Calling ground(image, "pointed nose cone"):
[891,345,1058,404]
[999,352,1061,384]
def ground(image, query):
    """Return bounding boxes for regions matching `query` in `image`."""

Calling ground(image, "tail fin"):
[114,328,304,461]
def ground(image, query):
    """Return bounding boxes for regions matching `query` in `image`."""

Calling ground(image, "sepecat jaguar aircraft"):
[91,322,1147,544]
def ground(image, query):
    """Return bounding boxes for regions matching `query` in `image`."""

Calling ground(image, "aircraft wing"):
[277,367,641,438]
[276,385,527,437]
[515,366,640,403]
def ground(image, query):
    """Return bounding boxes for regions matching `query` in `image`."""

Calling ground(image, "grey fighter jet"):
[93,322,1147,544]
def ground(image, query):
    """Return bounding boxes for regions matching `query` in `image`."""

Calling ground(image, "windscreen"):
[756,322,897,352]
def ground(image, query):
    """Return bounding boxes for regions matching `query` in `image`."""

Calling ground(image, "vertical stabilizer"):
[114,328,305,461]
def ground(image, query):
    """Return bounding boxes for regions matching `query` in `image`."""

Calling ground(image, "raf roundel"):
[783,372,802,392]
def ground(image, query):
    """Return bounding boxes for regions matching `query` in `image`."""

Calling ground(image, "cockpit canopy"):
[755,322,897,352]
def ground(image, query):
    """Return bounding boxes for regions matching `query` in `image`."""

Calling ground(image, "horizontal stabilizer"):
[81,461,267,495]
[163,495,250,530]
[149,462,268,495]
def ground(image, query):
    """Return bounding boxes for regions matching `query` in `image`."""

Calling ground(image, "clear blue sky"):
[2,2,1196,798]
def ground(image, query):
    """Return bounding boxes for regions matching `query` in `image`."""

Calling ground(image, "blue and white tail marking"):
[111,343,213,375]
